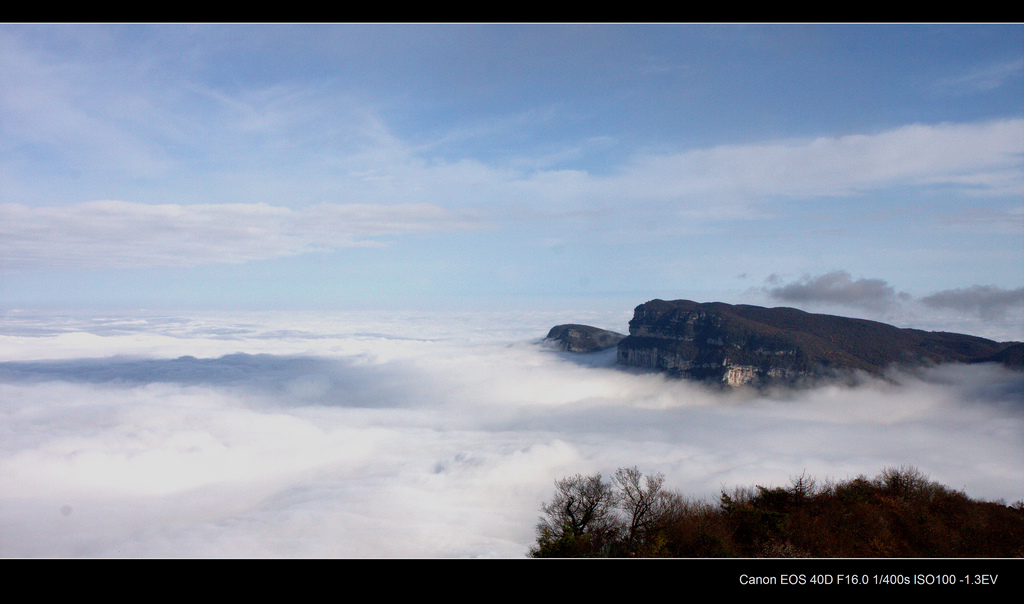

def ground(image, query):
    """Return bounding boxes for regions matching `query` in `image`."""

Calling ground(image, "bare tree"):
[789,470,817,501]
[533,466,689,557]
[613,466,672,553]
[532,473,618,557]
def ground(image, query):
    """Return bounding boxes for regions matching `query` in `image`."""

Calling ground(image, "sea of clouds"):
[1,307,1021,557]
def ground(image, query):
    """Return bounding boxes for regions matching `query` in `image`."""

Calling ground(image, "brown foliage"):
[530,466,1024,558]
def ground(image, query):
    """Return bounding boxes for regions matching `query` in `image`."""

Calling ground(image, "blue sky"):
[2,24,1022,327]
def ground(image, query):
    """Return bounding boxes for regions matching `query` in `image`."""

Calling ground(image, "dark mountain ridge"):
[558,299,1021,387]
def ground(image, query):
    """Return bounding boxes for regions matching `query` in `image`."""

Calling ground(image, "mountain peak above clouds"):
[550,299,1022,388]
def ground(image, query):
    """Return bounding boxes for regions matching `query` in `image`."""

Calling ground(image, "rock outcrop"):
[614,299,1022,387]
[544,324,626,353]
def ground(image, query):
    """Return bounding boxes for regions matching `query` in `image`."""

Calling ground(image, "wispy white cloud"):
[0,28,189,181]
[931,205,1024,235]
[3,26,1021,313]
[933,57,1024,94]
[441,118,1024,228]
[5,26,1021,212]
[4,25,1021,220]
[605,119,1024,206]
[0,200,484,270]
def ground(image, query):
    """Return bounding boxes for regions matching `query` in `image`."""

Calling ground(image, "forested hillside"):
[530,466,1024,558]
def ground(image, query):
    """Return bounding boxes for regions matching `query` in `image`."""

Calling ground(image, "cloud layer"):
[1,309,1021,557]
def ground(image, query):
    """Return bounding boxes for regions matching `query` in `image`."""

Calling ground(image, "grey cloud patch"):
[0,353,419,408]
[921,285,1024,320]
[0,200,484,270]
[765,270,907,313]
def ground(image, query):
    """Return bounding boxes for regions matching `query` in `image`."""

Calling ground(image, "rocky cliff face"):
[615,299,1021,388]
[545,324,625,352]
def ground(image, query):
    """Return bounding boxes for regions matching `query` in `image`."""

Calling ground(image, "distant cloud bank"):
[0,200,483,270]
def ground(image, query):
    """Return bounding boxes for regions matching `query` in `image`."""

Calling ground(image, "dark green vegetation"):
[615,300,1022,386]
[530,466,1024,558]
